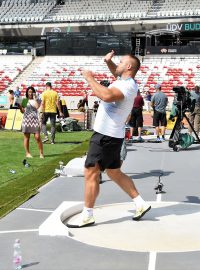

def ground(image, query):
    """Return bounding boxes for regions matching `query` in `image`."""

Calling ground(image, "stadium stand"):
[1,0,199,23]
[153,0,200,18]
[48,0,200,21]
[13,56,118,97]
[0,0,199,24]
[4,55,199,103]
[0,0,56,23]
[0,0,199,108]
[46,0,152,22]
[137,56,199,95]
[0,55,32,93]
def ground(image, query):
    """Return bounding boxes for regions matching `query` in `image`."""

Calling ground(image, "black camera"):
[172,86,194,112]
[169,86,200,150]
[173,86,186,96]
[173,86,186,93]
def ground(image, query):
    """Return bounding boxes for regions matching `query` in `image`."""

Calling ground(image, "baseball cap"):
[155,83,161,89]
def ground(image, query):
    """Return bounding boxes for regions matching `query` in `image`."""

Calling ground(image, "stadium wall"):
[0,17,200,36]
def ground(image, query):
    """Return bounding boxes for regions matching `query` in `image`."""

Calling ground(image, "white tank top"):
[93,78,138,138]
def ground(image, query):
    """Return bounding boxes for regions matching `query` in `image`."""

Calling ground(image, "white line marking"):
[148,163,163,269]
[148,187,161,269]
[17,208,53,213]
[0,229,38,234]
[147,197,159,270]
[148,252,157,270]
[156,193,162,202]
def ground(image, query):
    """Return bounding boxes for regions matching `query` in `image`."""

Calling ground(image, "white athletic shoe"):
[66,215,95,228]
[132,204,151,221]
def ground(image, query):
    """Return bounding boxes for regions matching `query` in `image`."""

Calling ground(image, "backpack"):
[61,118,82,131]
[179,133,194,149]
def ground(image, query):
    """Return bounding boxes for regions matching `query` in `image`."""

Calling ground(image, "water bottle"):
[9,169,16,174]
[13,239,22,270]
[59,161,64,172]
[22,159,30,168]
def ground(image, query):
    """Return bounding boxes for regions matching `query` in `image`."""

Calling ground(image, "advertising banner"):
[146,45,200,55]
[5,109,16,130]
[13,109,23,131]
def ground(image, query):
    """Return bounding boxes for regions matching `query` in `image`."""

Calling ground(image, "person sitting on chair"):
[77,99,85,112]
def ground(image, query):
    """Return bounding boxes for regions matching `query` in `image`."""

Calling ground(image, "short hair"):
[127,54,141,72]
[155,83,161,90]
[46,82,52,88]
[8,90,14,94]
[26,86,35,98]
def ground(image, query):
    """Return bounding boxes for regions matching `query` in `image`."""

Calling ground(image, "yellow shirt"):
[42,89,58,113]
[61,99,66,106]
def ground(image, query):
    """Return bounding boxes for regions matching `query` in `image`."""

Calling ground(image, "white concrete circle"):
[66,201,200,252]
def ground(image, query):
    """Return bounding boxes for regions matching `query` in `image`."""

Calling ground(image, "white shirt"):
[94,78,138,138]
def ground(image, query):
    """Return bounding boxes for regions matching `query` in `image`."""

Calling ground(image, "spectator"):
[60,98,69,118]
[151,84,168,142]
[128,90,144,141]
[8,90,14,109]
[37,88,45,129]
[41,82,63,144]
[14,86,21,98]
[144,90,152,112]
[93,101,99,115]
[19,86,44,158]
[77,99,85,112]
[57,96,69,118]
[82,89,89,108]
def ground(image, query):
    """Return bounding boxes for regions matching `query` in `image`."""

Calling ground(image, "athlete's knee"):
[84,164,100,181]
[106,168,122,180]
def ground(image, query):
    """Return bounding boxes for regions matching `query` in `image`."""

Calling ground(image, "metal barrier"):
[84,109,95,130]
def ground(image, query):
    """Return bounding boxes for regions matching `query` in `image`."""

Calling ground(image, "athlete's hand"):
[104,50,115,63]
[81,70,95,81]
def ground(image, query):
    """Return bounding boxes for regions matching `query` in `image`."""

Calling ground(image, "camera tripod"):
[154,173,165,194]
[169,109,200,151]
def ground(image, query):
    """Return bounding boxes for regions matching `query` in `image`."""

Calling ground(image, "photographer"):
[151,84,168,142]
[168,85,200,150]
[188,85,200,136]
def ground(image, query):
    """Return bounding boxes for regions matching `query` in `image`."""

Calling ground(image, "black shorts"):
[153,110,167,127]
[128,108,143,128]
[42,112,57,125]
[85,132,123,171]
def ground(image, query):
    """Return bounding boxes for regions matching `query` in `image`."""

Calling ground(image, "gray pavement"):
[1,136,200,270]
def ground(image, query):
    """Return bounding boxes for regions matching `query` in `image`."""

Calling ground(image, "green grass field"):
[0,130,92,218]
